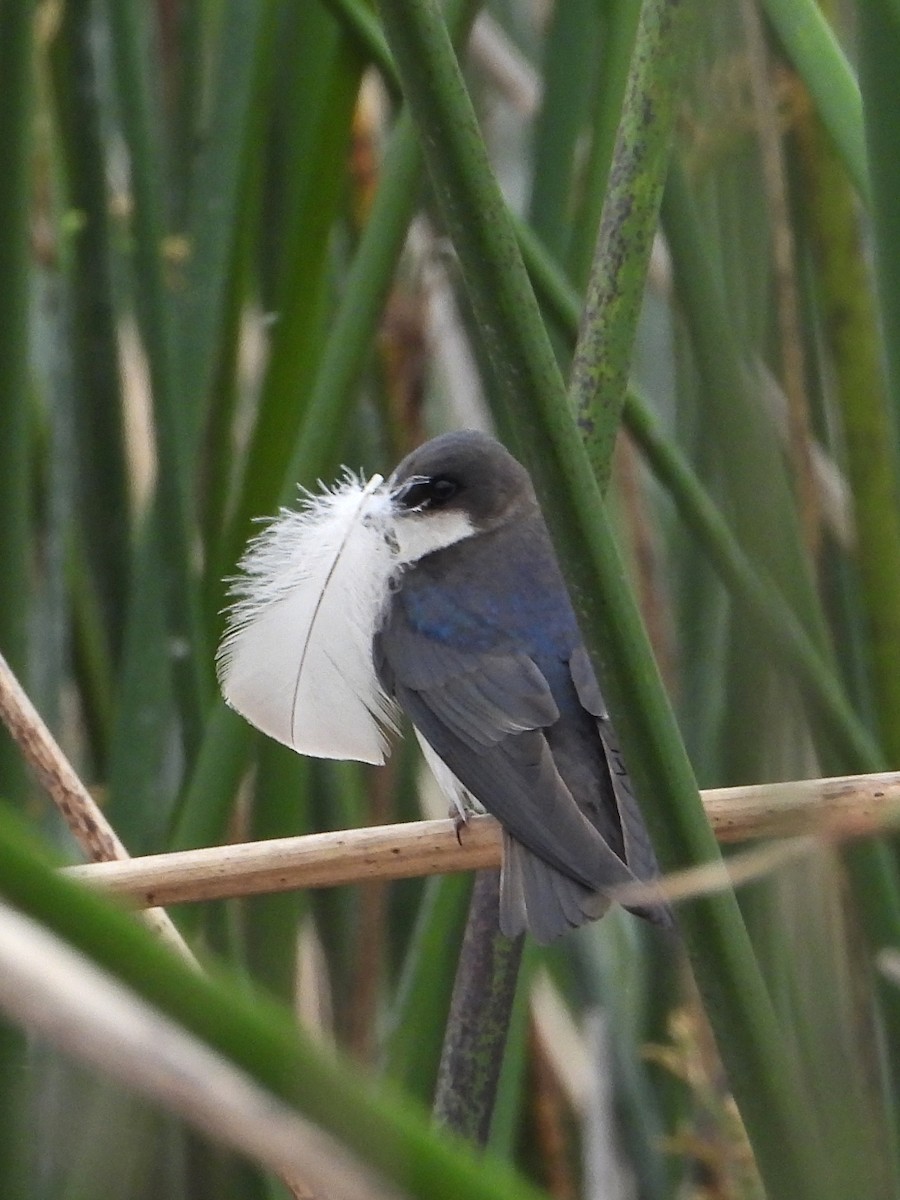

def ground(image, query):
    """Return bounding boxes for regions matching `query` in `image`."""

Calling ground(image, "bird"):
[373,431,670,942]
[218,429,671,943]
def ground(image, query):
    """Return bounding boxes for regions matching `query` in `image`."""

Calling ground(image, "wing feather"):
[375,537,671,936]
[391,672,640,894]
[569,645,664,887]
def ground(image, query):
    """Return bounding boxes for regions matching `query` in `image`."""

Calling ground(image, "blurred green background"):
[2,1,900,1198]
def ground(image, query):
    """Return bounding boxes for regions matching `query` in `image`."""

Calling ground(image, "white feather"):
[414,729,482,822]
[216,473,399,764]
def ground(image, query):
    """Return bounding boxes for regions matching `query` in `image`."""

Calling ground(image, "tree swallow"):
[375,431,669,942]
[219,430,670,943]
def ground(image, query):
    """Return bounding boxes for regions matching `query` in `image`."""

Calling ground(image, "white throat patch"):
[389,508,475,565]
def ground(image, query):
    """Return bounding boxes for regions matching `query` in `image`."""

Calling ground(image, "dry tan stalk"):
[67,815,503,906]
[0,652,194,961]
[0,652,130,862]
[612,836,821,908]
[702,770,900,842]
[65,771,900,908]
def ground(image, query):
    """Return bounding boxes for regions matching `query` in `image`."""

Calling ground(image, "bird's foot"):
[452,807,469,846]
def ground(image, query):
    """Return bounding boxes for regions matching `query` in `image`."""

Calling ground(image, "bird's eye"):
[396,474,460,511]
[429,476,458,505]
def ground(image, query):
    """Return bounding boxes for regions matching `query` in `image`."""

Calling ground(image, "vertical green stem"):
[528,0,600,259]
[569,0,693,488]
[856,2,900,756]
[174,0,274,448]
[661,161,829,648]
[105,0,211,747]
[0,1018,26,1200]
[51,0,131,663]
[0,6,32,1180]
[278,107,424,495]
[432,872,524,1145]
[0,0,34,803]
[216,7,363,577]
[797,91,900,766]
[566,0,643,286]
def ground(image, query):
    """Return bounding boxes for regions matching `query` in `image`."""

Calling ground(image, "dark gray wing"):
[569,645,666,891]
[375,624,645,897]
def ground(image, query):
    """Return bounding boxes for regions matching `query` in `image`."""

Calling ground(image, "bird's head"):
[385,430,537,565]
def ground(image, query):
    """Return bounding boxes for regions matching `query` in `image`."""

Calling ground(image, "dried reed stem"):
[66,770,900,908]
[0,651,194,961]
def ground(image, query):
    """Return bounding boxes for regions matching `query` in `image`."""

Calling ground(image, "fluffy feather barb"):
[217,474,398,764]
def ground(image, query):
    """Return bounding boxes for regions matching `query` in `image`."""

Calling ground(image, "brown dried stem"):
[0,651,194,961]
[66,771,900,908]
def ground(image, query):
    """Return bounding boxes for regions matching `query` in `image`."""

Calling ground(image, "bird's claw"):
[452,808,469,845]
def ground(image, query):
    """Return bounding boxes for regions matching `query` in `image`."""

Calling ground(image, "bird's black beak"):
[390,478,413,510]
[388,474,430,513]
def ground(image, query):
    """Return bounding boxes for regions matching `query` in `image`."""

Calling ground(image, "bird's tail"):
[499,833,672,944]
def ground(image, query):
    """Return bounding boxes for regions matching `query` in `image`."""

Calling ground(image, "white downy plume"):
[217,473,399,764]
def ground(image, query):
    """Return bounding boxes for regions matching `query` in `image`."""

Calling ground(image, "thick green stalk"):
[196,9,286,596]
[432,872,524,1145]
[276,106,424,498]
[568,0,692,489]
[484,938,534,1160]
[105,522,176,853]
[528,0,601,259]
[797,98,900,768]
[169,702,253,852]
[0,0,33,805]
[384,874,473,1103]
[243,742,311,1000]
[50,0,131,664]
[759,0,868,201]
[566,0,643,286]
[373,2,832,1196]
